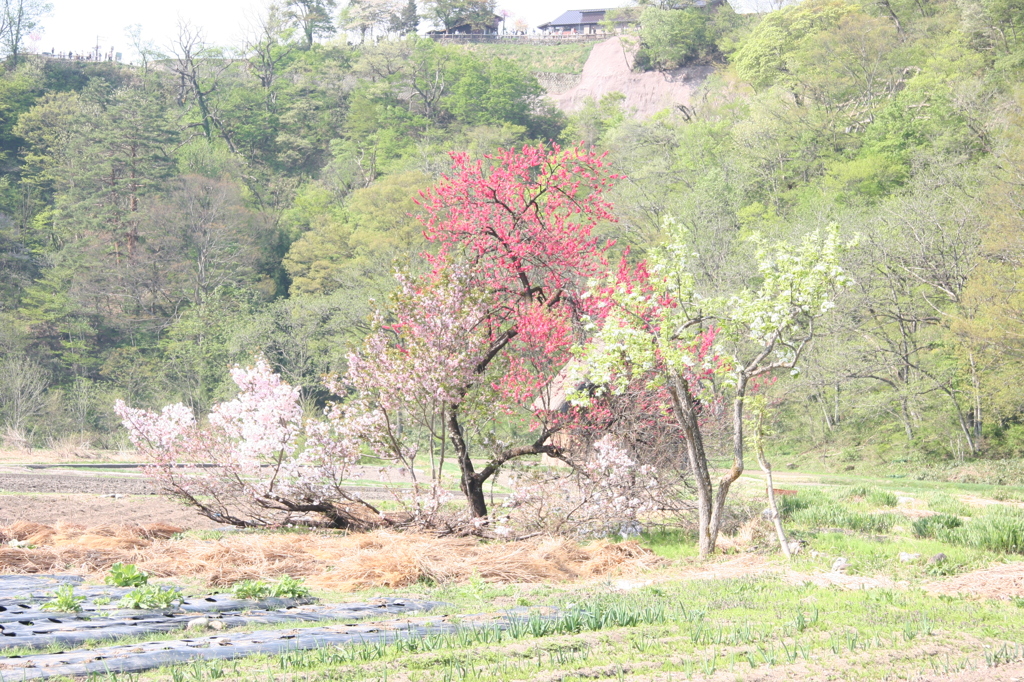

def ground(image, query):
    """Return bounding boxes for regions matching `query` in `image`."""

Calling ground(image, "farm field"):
[2,449,1024,680]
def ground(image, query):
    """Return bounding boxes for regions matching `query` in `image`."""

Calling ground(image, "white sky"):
[34,0,629,61]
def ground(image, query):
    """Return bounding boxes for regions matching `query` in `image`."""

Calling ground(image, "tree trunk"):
[446,405,488,517]
[667,371,715,556]
[707,373,748,547]
[755,408,791,559]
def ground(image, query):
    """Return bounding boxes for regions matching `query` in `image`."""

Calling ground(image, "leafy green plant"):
[118,585,184,610]
[950,507,1024,553]
[42,585,84,612]
[92,596,111,606]
[105,562,150,587]
[231,579,271,600]
[915,506,1024,554]
[777,493,812,519]
[270,575,310,599]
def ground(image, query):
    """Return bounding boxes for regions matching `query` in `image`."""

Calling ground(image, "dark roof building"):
[538,8,631,33]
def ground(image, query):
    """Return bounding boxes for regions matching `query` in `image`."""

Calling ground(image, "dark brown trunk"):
[446,405,488,517]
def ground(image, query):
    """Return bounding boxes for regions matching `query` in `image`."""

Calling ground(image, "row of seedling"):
[41,565,310,613]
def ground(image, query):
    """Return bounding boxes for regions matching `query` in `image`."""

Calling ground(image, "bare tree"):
[243,3,294,104]
[0,355,49,433]
[1,0,51,68]
[168,22,233,149]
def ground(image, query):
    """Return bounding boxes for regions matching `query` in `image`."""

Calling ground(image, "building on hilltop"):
[537,9,630,34]
[538,3,733,34]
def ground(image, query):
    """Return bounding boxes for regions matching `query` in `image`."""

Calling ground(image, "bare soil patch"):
[549,37,713,118]
[0,493,218,529]
[924,560,1024,600]
[0,472,155,495]
[0,447,129,465]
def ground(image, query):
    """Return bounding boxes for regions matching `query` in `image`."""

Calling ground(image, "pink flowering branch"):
[116,359,384,528]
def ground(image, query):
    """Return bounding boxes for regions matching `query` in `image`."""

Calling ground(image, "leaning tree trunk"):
[754,406,791,559]
[668,371,716,556]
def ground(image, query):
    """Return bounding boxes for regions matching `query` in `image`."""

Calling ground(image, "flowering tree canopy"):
[573,223,852,555]
[115,360,381,528]
[347,143,618,518]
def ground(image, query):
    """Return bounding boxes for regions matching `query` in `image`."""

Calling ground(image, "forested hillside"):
[0,0,1022,474]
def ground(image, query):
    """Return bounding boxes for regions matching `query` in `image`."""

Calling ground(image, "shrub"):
[105,562,149,587]
[232,579,271,600]
[271,575,310,599]
[42,585,84,612]
[118,585,184,610]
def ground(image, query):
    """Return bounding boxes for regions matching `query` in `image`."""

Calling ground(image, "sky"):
[35,0,630,61]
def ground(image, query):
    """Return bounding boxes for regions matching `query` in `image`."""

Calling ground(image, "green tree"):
[283,170,431,295]
[575,225,851,555]
[731,0,853,89]
[390,0,419,34]
[285,0,337,49]
[423,0,495,32]
[1,0,51,68]
[637,7,711,70]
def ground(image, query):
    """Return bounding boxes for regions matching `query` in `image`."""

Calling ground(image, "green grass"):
[68,575,1024,682]
[913,505,1024,554]
[634,528,700,560]
[459,41,595,74]
[927,492,975,516]
[791,503,900,533]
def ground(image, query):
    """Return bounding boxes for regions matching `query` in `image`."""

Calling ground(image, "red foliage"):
[415,143,618,405]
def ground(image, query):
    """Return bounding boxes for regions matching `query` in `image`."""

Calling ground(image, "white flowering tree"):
[574,224,852,556]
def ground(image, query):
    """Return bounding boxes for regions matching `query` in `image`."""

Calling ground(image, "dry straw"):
[0,522,661,590]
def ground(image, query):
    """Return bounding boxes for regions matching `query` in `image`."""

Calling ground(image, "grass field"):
[458,42,595,74]
[6,448,1024,680]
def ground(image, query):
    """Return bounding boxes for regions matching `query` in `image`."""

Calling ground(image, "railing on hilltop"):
[427,33,615,44]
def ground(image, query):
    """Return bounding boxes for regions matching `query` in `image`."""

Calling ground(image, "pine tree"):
[390,0,419,35]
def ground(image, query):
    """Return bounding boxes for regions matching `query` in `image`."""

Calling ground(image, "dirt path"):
[0,472,156,495]
[0,493,219,529]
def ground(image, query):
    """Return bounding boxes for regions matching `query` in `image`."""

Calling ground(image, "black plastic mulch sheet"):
[0,611,494,681]
[0,575,85,601]
[0,599,439,650]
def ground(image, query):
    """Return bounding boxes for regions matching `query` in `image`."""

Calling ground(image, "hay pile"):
[0,522,662,590]
[0,521,183,573]
[924,561,1024,600]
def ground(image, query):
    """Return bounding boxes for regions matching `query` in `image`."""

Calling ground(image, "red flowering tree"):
[347,143,617,519]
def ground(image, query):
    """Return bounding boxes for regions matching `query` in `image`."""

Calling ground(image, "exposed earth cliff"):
[545,37,714,118]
